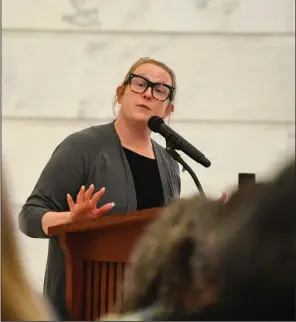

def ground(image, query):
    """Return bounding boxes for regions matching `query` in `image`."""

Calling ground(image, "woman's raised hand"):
[67,185,114,222]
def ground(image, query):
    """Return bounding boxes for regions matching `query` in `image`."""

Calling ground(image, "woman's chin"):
[131,111,153,123]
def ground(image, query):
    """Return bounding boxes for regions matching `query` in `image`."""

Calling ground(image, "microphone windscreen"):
[147,116,164,132]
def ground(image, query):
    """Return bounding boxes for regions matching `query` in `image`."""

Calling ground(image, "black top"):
[123,147,164,210]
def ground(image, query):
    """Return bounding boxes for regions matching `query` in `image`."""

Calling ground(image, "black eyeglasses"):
[124,73,175,102]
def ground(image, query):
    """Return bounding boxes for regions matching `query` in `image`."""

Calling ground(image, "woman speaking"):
[18,57,181,320]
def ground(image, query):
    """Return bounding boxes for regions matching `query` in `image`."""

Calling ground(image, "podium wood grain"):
[48,207,161,320]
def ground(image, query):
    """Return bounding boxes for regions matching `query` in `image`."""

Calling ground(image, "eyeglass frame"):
[123,73,175,102]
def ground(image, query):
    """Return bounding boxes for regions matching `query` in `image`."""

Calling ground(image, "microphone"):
[148,116,211,168]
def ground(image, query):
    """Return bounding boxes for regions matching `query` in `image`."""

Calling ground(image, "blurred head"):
[113,57,176,124]
[117,196,225,315]
[150,164,295,321]
[194,160,296,321]
[1,178,49,321]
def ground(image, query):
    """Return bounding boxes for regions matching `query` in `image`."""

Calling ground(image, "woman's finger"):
[218,192,227,203]
[67,193,75,211]
[84,184,94,201]
[91,202,115,218]
[89,187,106,208]
[77,185,85,204]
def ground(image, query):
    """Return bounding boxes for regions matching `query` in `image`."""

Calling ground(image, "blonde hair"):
[112,57,177,117]
[1,179,50,321]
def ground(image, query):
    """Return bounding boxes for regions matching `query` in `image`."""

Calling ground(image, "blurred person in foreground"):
[1,178,53,321]
[101,194,231,321]
[101,159,295,321]
[164,159,296,321]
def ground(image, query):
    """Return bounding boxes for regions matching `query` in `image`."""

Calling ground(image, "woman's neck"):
[114,117,152,151]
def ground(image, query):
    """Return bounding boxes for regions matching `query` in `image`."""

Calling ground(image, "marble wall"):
[2,0,295,292]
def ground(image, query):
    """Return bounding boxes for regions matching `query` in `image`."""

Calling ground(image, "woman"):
[18,57,181,320]
[2,178,53,321]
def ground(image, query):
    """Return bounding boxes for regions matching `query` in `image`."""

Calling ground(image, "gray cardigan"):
[18,121,181,320]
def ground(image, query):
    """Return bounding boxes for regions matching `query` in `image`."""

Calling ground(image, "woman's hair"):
[1,178,50,321]
[112,57,177,115]
[117,196,225,314]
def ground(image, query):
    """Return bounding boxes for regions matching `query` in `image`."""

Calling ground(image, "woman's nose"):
[143,86,153,99]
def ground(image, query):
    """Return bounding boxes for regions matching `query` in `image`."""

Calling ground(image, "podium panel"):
[48,208,161,320]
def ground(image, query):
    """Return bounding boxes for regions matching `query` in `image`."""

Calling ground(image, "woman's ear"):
[163,103,174,119]
[116,86,123,104]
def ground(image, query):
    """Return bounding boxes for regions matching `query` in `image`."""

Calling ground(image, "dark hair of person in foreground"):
[160,160,296,321]
[116,195,226,316]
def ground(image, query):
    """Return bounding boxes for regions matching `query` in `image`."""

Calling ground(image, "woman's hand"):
[217,192,227,203]
[67,185,115,222]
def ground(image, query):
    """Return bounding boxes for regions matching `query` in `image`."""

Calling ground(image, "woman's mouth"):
[137,104,150,110]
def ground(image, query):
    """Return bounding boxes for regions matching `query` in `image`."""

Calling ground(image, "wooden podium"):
[48,207,161,321]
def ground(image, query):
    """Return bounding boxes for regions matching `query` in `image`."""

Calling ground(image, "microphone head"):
[148,116,164,132]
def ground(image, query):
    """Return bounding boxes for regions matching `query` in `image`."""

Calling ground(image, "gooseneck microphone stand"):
[166,141,207,200]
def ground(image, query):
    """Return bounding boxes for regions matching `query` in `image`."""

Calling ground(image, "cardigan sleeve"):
[18,132,87,238]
